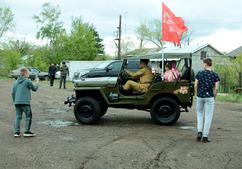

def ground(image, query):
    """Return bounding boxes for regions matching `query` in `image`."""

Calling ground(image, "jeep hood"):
[74,77,117,87]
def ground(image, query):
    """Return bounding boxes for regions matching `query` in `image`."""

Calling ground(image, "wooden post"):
[224,73,226,93]
[239,72,241,88]
[117,15,122,60]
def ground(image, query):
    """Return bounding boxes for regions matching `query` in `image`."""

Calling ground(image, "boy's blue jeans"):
[14,105,32,133]
[196,97,215,137]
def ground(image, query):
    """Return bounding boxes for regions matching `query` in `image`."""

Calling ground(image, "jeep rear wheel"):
[150,97,180,125]
[74,97,101,124]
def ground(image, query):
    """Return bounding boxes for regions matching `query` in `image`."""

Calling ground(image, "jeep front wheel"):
[100,104,108,117]
[74,97,101,124]
[150,97,180,125]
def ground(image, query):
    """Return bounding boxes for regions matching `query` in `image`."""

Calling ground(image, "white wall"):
[60,61,104,81]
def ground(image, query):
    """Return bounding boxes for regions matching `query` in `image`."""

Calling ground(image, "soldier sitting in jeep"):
[121,59,154,95]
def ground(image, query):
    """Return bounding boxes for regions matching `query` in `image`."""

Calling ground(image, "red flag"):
[162,2,188,46]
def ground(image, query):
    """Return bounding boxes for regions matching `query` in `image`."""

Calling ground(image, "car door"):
[25,67,34,79]
[106,61,122,77]
[30,68,40,79]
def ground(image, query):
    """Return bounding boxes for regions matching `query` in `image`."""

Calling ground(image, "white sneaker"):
[24,131,36,137]
[14,132,20,137]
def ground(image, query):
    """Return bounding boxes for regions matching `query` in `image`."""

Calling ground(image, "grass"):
[216,94,242,103]
[0,77,74,87]
[40,79,74,87]
[0,76,14,80]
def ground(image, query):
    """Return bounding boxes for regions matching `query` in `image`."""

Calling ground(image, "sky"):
[1,0,242,56]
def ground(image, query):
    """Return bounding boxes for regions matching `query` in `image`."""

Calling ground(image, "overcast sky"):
[1,0,242,55]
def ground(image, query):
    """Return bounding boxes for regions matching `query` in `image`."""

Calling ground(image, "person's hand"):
[124,69,127,72]
[36,77,39,83]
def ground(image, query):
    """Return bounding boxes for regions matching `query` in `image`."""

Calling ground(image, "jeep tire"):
[150,97,180,125]
[74,97,101,124]
[100,104,108,117]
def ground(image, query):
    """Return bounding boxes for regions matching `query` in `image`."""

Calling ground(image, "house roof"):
[226,45,242,57]
[125,43,223,59]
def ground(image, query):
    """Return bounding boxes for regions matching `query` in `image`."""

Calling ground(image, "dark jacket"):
[60,65,69,76]
[49,66,57,76]
[12,76,39,105]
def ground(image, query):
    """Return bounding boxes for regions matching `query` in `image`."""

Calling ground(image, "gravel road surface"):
[0,79,241,169]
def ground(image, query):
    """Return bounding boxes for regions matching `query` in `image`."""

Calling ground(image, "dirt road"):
[0,79,241,169]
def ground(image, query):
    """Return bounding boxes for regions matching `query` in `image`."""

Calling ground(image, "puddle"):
[179,126,196,131]
[59,136,75,141]
[37,120,79,127]
[44,108,67,114]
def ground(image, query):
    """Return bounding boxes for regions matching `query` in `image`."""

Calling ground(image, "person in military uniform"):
[122,59,154,94]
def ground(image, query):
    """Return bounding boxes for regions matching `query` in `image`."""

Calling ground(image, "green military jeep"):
[65,50,194,125]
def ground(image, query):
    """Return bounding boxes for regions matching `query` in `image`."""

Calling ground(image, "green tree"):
[29,46,50,71]
[135,21,149,49]
[0,6,15,38]
[135,19,192,48]
[33,2,65,44]
[120,36,136,57]
[0,49,21,71]
[6,39,35,56]
[135,19,163,48]
[55,16,98,61]
[228,54,242,86]
[92,28,105,54]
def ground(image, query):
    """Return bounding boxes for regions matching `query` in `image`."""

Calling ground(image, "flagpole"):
[162,42,164,81]
[161,2,164,80]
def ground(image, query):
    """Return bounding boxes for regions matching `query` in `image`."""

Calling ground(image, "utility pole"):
[117,15,122,60]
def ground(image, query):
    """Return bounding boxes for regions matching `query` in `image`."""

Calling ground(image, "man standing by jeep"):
[48,62,57,86]
[59,62,69,89]
[122,59,154,94]
[194,58,220,143]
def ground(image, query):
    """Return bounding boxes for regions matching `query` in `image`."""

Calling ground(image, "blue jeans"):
[196,97,215,137]
[15,105,32,132]
[60,76,66,88]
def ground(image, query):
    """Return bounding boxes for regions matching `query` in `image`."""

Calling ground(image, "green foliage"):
[2,39,35,57]
[0,6,15,38]
[33,2,65,44]
[135,19,192,48]
[55,16,98,61]
[120,36,136,57]
[228,54,242,83]
[0,49,21,71]
[214,55,242,93]
[31,46,50,71]
[92,29,105,54]
[33,3,104,62]
[135,19,163,48]
[0,3,106,76]
[95,54,113,61]
[135,21,149,49]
